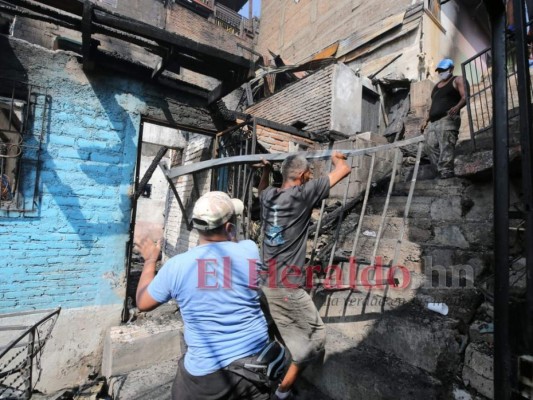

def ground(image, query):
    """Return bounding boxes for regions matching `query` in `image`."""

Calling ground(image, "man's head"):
[435,58,454,80]
[281,155,311,184]
[192,191,243,239]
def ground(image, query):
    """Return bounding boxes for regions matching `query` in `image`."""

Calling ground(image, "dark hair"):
[199,214,237,238]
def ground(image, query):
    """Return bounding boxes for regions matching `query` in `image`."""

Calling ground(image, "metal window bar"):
[0,78,48,213]
[0,308,60,400]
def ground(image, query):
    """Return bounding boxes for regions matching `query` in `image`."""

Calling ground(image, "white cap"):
[192,191,243,231]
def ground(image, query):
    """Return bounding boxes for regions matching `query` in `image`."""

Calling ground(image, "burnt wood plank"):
[91,9,253,70]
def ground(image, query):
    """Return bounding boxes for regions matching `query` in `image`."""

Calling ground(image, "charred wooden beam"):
[91,9,253,71]
[4,0,256,83]
[151,57,168,80]
[2,0,81,26]
[54,39,209,99]
[81,1,95,71]
[231,111,325,142]
[208,80,243,105]
[0,3,78,30]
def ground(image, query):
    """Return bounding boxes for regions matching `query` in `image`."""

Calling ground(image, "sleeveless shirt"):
[429,76,461,122]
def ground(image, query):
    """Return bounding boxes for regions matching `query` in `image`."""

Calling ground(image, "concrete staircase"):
[306,174,491,399]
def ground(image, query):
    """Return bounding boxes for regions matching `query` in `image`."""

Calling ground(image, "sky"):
[238,0,261,18]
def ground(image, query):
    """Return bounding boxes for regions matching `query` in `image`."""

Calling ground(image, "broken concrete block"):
[455,146,521,178]
[364,304,462,374]
[462,343,494,399]
[304,327,443,400]
[101,319,183,378]
[108,357,179,400]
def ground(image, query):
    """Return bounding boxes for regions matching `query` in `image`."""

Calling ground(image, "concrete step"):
[364,195,464,221]
[304,326,444,400]
[108,356,333,400]
[351,215,493,249]
[392,177,470,197]
[335,235,424,273]
[367,183,494,224]
[359,302,466,375]
[109,357,177,400]
[315,287,479,376]
[102,304,184,378]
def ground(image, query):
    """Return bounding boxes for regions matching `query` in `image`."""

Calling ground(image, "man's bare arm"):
[328,151,351,188]
[135,238,162,312]
[449,76,467,116]
[257,159,271,194]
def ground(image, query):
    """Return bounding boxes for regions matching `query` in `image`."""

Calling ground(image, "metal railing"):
[214,2,242,30]
[461,41,533,149]
[0,308,60,399]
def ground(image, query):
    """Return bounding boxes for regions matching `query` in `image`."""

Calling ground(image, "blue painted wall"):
[0,37,215,313]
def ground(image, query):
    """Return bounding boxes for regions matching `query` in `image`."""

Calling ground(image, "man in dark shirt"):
[421,58,467,179]
[257,152,351,399]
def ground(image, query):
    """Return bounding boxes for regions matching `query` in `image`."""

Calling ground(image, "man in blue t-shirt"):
[135,191,272,400]
[258,152,351,399]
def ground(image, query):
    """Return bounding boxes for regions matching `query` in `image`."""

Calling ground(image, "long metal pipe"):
[490,1,511,398]
[513,0,533,354]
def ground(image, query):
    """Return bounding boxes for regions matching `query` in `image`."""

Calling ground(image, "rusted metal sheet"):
[311,42,340,60]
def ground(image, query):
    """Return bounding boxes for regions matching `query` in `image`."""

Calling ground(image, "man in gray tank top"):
[257,152,351,399]
[421,58,467,179]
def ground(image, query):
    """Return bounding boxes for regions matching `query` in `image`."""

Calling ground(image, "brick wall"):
[246,64,335,133]
[0,36,214,312]
[12,0,253,92]
[258,0,413,64]
[254,124,316,153]
[165,3,255,61]
[164,134,213,259]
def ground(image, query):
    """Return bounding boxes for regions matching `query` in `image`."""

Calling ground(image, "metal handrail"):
[0,308,61,399]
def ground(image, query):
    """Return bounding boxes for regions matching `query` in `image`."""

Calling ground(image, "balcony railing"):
[461,43,533,150]
[176,0,258,38]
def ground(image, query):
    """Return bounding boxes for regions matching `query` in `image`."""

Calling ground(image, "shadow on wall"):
[38,71,140,249]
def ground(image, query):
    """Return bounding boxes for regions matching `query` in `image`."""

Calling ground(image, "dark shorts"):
[171,357,270,400]
[260,287,326,365]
